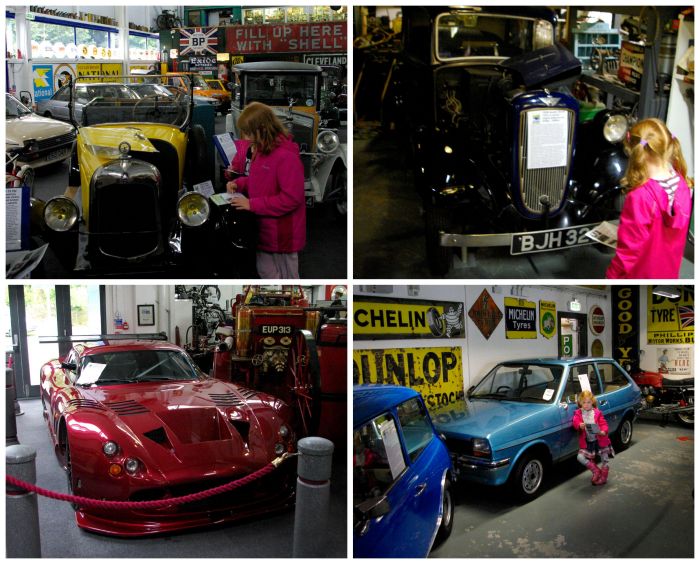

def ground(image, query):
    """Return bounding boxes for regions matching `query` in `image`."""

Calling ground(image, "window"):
[396,397,434,462]
[76,28,109,48]
[31,21,75,45]
[596,362,630,392]
[7,18,18,58]
[353,414,406,504]
[565,363,603,401]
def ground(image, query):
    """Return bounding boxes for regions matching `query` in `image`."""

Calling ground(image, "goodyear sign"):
[647,286,694,344]
[505,297,537,339]
[353,347,464,411]
[354,297,465,340]
[612,286,640,367]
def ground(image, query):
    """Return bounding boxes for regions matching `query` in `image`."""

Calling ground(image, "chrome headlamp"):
[177,192,210,227]
[102,441,119,456]
[603,114,629,143]
[472,438,492,458]
[317,130,340,154]
[44,196,79,232]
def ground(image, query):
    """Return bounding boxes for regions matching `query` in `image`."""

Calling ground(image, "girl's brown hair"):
[622,117,689,193]
[577,389,597,408]
[236,102,289,155]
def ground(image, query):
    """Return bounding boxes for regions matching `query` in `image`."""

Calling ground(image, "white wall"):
[353,285,613,392]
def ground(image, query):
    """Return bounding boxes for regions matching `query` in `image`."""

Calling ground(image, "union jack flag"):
[679,305,694,329]
[179,27,218,56]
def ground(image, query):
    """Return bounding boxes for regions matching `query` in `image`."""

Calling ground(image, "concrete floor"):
[354,122,695,279]
[10,398,347,558]
[431,415,694,558]
[19,114,347,279]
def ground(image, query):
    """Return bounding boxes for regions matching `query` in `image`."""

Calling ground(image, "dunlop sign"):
[353,347,464,410]
[354,297,465,340]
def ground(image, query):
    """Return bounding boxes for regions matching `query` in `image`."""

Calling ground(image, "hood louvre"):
[209,392,245,407]
[66,398,105,410]
[105,400,149,415]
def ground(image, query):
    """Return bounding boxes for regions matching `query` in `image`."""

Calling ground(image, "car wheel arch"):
[508,442,552,501]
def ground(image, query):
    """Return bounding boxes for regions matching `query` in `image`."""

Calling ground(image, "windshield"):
[75,75,191,127]
[205,79,224,90]
[6,95,33,118]
[191,75,210,89]
[436,13,554,60]
[243,73,318,107]
[470,363,564,403]
[77,349,199,385]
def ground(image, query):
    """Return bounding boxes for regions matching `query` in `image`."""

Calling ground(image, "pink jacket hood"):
[606,174,692,279]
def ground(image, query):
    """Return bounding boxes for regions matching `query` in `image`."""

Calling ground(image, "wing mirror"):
[354,495,391,536]
[61,361,77,371]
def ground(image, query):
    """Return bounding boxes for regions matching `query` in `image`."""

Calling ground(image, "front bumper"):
[451,453,512,486]
[74,465,295,537]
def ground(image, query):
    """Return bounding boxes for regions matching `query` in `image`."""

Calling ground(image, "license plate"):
[511,223,601,255]
[45,147,70,162]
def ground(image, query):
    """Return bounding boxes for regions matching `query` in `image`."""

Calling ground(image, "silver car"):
[6,93,76,168]
[36,82,139,124]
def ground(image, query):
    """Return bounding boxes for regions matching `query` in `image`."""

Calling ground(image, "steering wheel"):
[495,385,511,393]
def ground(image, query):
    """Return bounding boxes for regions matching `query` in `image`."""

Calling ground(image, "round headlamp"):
[279,424,290,439]
[44,196,79,232]
[317,130,340,154]
[102,441,119,456]
[124,458,140,474]
[177,192,210,227]
[603,114,629,143]
[274,443,286,456]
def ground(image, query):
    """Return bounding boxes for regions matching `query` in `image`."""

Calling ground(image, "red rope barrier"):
[6,463,278,510]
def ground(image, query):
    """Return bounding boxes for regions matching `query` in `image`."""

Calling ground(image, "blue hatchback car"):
[353,385,455,558]
[433,357,640,501]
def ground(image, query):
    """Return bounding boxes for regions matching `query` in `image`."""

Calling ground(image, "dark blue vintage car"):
[433,358,640,501]
[384,6,632,274]
[353,385,454,557]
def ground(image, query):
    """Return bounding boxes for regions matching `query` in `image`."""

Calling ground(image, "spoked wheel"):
[286,330,321,437]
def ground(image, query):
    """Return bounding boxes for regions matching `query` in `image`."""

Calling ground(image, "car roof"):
[496,357,618,365]
[233,61,323,74]
[354,384,420,426]
[402,6,556,24]
[79,340,182,356]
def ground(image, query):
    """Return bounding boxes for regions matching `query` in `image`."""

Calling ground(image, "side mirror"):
[467,385,475,397]
[354,495,391,533]
[61,361,77,372]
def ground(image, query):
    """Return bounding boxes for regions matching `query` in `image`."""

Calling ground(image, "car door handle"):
[599,399,608,407]
[415,482,427,496]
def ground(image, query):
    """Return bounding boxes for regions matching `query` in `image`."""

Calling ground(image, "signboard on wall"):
[504,297,537,339]
[225,22,347,54]
[77,63,122,82]
[189,55,217,73]
[303,53,347,66]
[354,297,465,340]
[468,289,503,340]
[539,300,556,339]
[353,346,463,411]
[32,65,54,101]
[656,347,692,376]
[560,334,573,357]
[589,305,605,335]
[612,286,640,369]
[647,286,694,345]
[179,27,219,56]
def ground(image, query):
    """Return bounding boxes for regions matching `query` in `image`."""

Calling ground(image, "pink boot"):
[586,461,601,484]
[594,466,609,485]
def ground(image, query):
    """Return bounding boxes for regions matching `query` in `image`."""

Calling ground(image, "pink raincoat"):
[606,174,692,278]
[572,407,612,450]
[230,136,306,253]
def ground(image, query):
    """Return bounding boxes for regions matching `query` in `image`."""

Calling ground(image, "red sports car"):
[39,339,296,536]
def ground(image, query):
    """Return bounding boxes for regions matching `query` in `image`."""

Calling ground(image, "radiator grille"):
[518,108,575,216]
[36,130,76,151]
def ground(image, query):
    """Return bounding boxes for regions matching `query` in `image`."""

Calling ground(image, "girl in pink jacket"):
[573,390,614,485]
[606,118,692,279]
[226,102,306,279]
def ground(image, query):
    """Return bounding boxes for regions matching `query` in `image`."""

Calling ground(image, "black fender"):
[185,124,209,186]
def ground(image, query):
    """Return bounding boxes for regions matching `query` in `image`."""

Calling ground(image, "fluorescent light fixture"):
[652,286,680,299]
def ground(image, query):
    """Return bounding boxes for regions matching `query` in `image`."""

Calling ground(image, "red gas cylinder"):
[316,319,347,446]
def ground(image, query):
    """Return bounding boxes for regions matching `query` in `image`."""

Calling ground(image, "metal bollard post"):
[6,368,18,446]
[6,444,42,557]
[292,437,334,558]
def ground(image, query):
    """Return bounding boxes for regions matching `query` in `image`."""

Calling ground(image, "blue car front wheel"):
[511,453,546,502]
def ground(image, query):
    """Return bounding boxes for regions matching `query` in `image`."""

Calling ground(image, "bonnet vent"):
[208,392,244,407]
[66,398,105,410]
[105,400,149,415]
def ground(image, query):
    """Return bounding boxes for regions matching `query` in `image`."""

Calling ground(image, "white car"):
[6,93,76,168]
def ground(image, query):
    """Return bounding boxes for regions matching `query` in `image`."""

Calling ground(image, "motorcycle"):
[624,359,694,427]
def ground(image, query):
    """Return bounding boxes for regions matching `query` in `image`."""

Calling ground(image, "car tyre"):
[425,206,452,275]
[432,478,454,549]
[185,124,209,186]
[64,438,80,510]
[510,452,546,502]
[612,415,634,451]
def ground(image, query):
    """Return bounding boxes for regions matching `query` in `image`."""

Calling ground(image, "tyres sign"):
[353,347,464,411]
[504,297,537,339]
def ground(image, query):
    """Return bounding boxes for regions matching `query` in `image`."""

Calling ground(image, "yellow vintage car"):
[37,74,251,275]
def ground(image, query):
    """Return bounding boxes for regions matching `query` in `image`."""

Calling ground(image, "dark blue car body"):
[353,385,454,557]
[433,357,640,500]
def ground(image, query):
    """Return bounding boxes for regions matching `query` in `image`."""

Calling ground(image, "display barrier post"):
[6,444,42,557]
[292,437,334,557]
[6,367,19,446]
